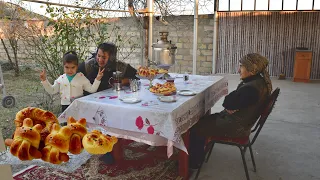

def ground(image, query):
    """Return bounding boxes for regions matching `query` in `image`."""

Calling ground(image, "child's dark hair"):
[63,51,79,65]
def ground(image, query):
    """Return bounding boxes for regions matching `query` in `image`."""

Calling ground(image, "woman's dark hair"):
[97,43,116,53]
[96,42,117,62]
[63,51,79,65]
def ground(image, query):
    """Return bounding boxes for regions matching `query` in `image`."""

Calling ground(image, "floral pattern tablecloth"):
[58,74,228,157]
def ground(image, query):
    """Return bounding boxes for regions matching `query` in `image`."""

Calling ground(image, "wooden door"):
[293,51,312,82]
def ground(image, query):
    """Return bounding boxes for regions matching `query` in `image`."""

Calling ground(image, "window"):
[269,0,283,10]
[283,0,297,10]
[230,0,242,11]
[219,0,229,11]
[218,0,318,11]
[297,0,313,10]
[242,0,255,10]
[255,0,268,10]
[315,0,320,10]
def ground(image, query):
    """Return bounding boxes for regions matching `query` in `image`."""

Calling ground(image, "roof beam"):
[21,0,152,13]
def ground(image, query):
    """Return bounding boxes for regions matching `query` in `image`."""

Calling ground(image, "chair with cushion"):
[194,88,280,180]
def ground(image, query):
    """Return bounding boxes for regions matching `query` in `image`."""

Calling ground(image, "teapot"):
[108,71,123,91]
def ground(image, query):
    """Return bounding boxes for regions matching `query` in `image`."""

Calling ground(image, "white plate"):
[178,90,196,96]
[158,96,177,103]
[120,97,142,104]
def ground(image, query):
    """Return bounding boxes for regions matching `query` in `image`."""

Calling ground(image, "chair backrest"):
[250,88,280,145]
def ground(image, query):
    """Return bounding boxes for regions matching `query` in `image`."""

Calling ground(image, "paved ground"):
[192,74,320,180]
[1,74,320,180]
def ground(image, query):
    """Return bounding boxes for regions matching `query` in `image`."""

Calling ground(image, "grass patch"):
[0,69,60,140]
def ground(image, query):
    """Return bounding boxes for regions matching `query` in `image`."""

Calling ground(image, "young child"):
[40,51,105,112]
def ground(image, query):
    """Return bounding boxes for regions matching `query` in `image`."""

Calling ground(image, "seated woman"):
[78,42,138,164]
[189,53,273,169]
[78,42,137,94]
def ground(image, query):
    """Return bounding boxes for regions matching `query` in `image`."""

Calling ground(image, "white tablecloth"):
[58,74,228,157]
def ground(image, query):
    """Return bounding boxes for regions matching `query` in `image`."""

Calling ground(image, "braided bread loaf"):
[14,107,59,141]
[41,123,72,164]
[7,107,120,163]
[82,130,118,154]
[5,118,43,160]
[67,117,87,154]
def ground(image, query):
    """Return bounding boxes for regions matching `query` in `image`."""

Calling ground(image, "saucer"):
[178,90,196,96]
[158,96,177,103]
[120,97,142,104]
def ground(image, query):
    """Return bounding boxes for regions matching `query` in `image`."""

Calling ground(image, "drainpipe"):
[148,0,153,65]
[212,0,219,74]
[192,0,199,75]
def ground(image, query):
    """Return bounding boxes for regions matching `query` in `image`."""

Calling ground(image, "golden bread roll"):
[158,69,168,74]
[149,82,176,94]
[149,87,157,93]
[82,130,118,154]
[5,118,43,160]
[14,107,59,141]
[41,123,72,164]
[67,117,87,154]
[149,69,157,76]
[137,67,161,77]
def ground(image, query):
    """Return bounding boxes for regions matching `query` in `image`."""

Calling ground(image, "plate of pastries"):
[4,107,118,164]
[136,66,168,79]
[149,82,177,96]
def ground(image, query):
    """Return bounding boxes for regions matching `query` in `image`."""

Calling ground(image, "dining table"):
[58,73,228,179]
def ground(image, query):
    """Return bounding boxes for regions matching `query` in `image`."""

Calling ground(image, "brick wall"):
[0,15,215,75]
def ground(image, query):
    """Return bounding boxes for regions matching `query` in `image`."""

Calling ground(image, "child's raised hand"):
[96,67,105,81]
[40,69,47,81]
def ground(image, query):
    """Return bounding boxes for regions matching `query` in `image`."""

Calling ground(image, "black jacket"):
[78,56,137,94]
[193,74,269,138]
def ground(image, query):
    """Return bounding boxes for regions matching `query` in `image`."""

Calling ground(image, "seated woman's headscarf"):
[239,53,272,95]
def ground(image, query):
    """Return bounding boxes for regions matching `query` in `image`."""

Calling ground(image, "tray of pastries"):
[0,107,118,172]
[149,82,177,96]
[136,66,167,80]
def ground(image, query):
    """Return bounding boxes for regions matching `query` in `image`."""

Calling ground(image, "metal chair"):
[195,88,280,180]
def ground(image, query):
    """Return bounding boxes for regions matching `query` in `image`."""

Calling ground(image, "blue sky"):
[4,0,320,17]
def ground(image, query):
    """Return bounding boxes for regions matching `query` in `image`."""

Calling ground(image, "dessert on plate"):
[149,82,176,95]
